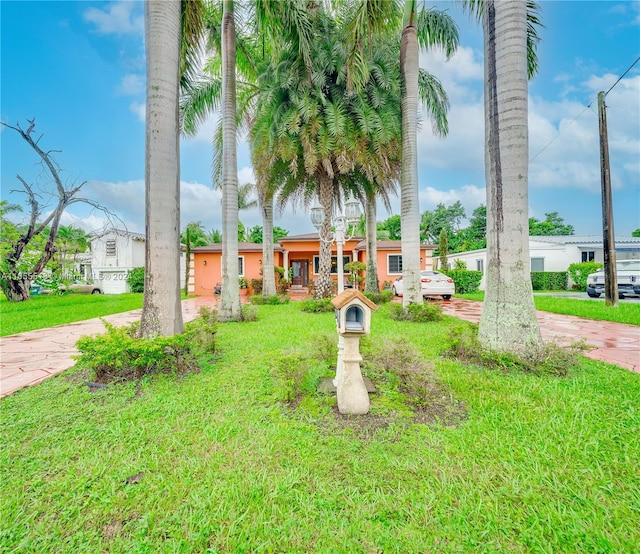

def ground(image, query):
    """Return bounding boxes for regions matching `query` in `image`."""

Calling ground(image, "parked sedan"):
[59,282,103,295]
[586,260,640,299]
[392,270,455,300]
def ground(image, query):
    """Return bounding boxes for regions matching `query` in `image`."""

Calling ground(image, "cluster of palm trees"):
[142,0,544,357]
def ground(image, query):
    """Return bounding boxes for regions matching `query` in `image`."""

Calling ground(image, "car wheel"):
[587,292,600,298]
[91,289,101,295]
[442,295,451,301]
[392,286,398,296]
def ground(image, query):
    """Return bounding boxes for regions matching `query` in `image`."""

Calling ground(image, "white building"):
[447,235,640,290]
[90,229,186,294]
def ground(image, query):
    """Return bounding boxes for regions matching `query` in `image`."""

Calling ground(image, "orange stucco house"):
[189,234,436,295]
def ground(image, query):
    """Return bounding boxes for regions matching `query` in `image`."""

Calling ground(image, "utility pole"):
[597,91,618,307]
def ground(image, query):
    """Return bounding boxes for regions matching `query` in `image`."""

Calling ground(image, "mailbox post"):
[331,289,378,415]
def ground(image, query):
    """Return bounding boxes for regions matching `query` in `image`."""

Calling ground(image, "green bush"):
[74,307,217,383]
[126,267,145,293]
[250,278,263,295]
[443,325,580,377]
[441,270,482,294]
[241,304,258,321]
[299,298,334,313]
[250,294,290,305]
[270,351,309,404]
[568,261,602,291]
[363,290,394,304]
[388,302,443,322]
[531,271,568,291]
[276,279,290,295]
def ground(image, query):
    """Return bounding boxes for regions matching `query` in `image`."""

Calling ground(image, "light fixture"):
[259,259,262,265]
[310,202,325,228]
[203,259,207,265]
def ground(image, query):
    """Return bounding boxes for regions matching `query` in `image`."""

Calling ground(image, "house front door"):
[291,259,308,286]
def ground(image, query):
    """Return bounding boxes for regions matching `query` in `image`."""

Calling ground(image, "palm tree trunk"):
[219,0,242,322]
[400,18,423,306]
[140,0,184,337]
[315,174,334,299]
[478,0,542,354]
[261,189,277,296]
[364,192,379,293]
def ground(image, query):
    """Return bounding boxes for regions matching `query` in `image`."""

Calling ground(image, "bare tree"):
[0,119,104,302]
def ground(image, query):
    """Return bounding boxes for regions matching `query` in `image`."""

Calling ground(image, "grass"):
[0,293,144,337]
[460,291,640,326]
[1,303,639,552]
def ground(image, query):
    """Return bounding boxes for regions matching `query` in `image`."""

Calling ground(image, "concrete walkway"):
[1,297,638,398]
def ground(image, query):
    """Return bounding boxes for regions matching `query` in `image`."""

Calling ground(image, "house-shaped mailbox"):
[331,289,378,335]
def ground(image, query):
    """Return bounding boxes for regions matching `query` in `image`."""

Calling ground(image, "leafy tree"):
[378,215,402,241]
[529,212,575,236]
[421,201,466,243]
[438,229,448,269]
[632,229,640,237]
[247,226,289,244]
[54,225,90,279]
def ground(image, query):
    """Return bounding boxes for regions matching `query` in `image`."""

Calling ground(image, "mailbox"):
[331,289,378,335]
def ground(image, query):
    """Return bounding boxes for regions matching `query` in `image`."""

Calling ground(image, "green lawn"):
[1,303,639,552]
[0,293,144,337]
[460,291,640,326]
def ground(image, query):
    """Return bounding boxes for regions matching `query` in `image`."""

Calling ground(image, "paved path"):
[1,297,638,398]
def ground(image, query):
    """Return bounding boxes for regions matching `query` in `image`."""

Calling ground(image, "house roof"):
[331,288,378,311]
[90,228,146,241]
[530,235,640,247]
[278,232,365,243]
[192,242,284,253]
[354,240,437,251]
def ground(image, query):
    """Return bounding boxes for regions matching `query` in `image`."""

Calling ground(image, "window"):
[106,239,117,257]
[238,256,245,276]
[476,259,484,273]
[530,257,545,272]
[581,251,595,262]
[388,254,403,274]
[313,255,350,274]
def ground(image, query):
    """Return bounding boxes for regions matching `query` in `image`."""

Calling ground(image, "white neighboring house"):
[90,229,186,294]
[447,235,640,290]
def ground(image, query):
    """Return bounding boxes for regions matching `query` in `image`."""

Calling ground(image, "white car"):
[392,270,455,300]
[586,260,640,299]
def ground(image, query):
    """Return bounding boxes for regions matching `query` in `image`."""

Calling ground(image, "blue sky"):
[2,0,639,238]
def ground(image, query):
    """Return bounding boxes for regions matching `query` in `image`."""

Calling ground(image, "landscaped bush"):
[299,298,335,313]
[249,278,263,295]
[441,269,482,294]
[388,302,443,322]
[270,351,310,403]
[126,267,145,293]
[276,279,290,295]
[443,324,581,377]
[568,261,602,290]
[250,294,290,305]
[531,271,568,291]
[363,290,394,304]
[241,304,258,321]
[74,308,217,383]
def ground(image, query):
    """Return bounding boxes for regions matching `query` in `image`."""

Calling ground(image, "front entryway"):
[291,259,309,287]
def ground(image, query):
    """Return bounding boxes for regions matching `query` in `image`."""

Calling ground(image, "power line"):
[531,55,640,162]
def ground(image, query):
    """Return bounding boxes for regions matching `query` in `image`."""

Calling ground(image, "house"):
[90,229,186,294]
[446,235,640,290]
[189,234,437,294]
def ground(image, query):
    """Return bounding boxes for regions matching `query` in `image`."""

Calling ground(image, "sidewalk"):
[1,297,638,398]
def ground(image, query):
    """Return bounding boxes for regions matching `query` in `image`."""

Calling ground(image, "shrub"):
[363,290,394,304]
[443,325,580,377]
[239,277,248,289]
[299,298,335,313]
[250,278,263,295]
[74,307,218,384]
[241,304,258,321]
[568,261,602,291]
[126,267,145,293]
[441,269,482,294]
[250,294,290,305]
[388,302,442,322]
[531,272,568,291]
[276,279,290,295]
[271,351,309,403]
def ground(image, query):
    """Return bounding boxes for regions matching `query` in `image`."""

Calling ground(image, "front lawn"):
[2,303,638,552]
[460,291,640,326]
[0,293,144,337]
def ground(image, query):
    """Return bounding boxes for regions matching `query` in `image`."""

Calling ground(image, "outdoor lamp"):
[310,203,325,229]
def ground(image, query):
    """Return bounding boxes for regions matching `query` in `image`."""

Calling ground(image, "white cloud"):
[83,2,144,35]
[419,184,486,217]
[129,102,145,122]
[118,73,144,95]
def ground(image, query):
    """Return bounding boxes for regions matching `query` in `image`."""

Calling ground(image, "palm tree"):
[477,0,543,353]
[140,0,184,337]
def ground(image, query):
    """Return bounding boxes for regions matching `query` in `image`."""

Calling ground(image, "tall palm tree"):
[140,0,184,337]
[477,0,543,353]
